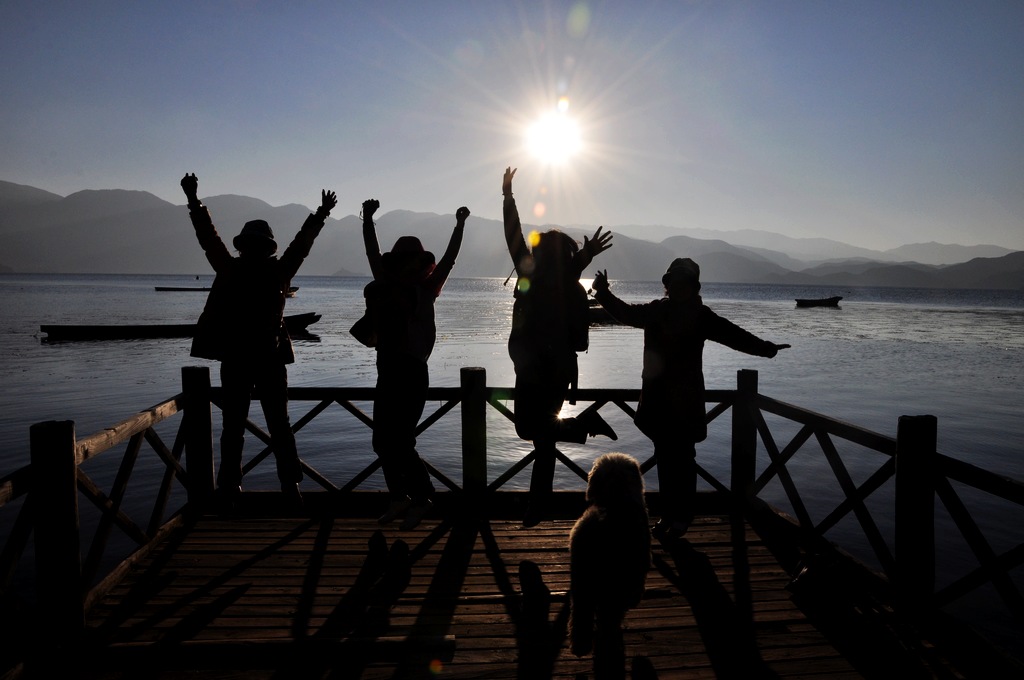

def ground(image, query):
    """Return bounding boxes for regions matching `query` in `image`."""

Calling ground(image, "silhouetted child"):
[356,199,469,530]
[502,166,616,526]
[180,173,336,510]
[592,260,790,536]
[569,452,651,678]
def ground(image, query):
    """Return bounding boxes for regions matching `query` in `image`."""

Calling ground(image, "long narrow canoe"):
[795,296,843,307]
[154,286,211,292]
[156,286,299,296]
[40,312,321,341]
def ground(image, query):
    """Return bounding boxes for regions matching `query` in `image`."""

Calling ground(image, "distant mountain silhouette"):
[586,224,1015,265]
[0,180,1020,289]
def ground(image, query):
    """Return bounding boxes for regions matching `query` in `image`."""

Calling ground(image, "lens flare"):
[528,230,542,247]
[533,202,547,219]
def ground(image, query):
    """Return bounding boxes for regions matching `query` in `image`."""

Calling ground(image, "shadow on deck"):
[26,491,1014,680]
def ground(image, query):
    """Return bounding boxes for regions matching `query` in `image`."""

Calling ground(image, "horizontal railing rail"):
[1,364,1021,650]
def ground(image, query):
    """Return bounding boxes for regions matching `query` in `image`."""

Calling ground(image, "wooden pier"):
[2,367,1023,678]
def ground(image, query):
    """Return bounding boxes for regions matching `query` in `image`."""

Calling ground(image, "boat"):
[156,285,299,296]
[795,296,842,308]
[40,312,321,342]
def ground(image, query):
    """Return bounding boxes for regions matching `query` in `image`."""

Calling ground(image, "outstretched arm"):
[573,226,613,276]
[429,206,470,296]
[502,167,531,275]
[181,173,231,271]
[706,309,791,357]
[361,199,384,279]
[279,189,337,278]
[592,269,646,327]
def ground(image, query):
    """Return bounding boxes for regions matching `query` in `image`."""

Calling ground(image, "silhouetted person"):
[569,453,652,680]
[356,199,469,530]
[502,166,616,526]
[592,260,790,536]
[180,173,337,510]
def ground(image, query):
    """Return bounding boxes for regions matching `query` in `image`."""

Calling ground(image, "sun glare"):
[525,112,582,165]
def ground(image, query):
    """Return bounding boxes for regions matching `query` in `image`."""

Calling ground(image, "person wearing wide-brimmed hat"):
[181,173,337,512]
[592,258,790,537]
[356,198,469,530]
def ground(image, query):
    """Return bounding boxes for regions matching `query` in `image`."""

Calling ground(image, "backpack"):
[349,278,417,349]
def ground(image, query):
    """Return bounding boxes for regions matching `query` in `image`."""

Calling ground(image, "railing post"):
[895,414,937,610]
[30,420,84,641]
[183,366,215,508]
[731,369,759,505]
[461,367,487,505]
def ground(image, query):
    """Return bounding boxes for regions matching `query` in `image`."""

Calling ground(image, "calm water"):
[3,274,1021,476]
[1,273,1022,651]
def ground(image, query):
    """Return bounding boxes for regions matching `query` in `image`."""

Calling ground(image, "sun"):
[525,111,582,165]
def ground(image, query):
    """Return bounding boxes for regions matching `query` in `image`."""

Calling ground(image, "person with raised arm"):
[591,260,791,537]
[502,166,616,526]
[180,172,337,512]
[354,199,469,530]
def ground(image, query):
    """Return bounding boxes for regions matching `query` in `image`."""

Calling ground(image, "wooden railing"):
[1,366,1021,646]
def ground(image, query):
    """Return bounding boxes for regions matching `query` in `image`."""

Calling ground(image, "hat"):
[233,220,278,253]
[382,236,435,275]
[662,257,700,286]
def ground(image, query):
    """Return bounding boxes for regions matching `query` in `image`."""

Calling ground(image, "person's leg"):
[372,358,410,502]
[514,366,563,525]
[396,359,432,503]
[257,361,302,488]
[373,355,433,526]
[218,361,252,491]
[653,437,696,535]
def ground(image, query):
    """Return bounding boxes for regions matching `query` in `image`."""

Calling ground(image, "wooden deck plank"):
[63,511,994,679]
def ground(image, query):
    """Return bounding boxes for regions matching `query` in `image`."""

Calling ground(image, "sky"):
[2,0,1022,251]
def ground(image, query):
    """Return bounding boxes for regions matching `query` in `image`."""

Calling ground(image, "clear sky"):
[2,0,1022,250]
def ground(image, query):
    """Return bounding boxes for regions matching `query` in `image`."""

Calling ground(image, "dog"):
[569,452,652,661]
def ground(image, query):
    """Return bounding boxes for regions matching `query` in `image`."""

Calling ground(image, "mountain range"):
[1,180,1021,290]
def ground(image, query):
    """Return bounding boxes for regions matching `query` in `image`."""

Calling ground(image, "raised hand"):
[456,206,470,223]
[583,226,613,259]
[320,190,338,212]
[180,173,199,202]
[774,343,792,351]
[502,166,517,196]
[362,199,380,220]
[592,269,610,293]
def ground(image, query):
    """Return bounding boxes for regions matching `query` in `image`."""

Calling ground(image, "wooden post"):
[183,366,215,508]
[895,414,937,610]
[30,420,84,640]
[731,369,759,505]
[461,367,487,504]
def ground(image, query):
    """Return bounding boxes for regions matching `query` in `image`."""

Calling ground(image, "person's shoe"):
[400,498,433,530]
[522,502,546,528]
[584,411,617,440]
[215,485,241,515]
[281,483,304,513]
[378,496,411,525]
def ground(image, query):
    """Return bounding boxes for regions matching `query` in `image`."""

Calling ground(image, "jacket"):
[594,290,778,442]
[188,203,328,363]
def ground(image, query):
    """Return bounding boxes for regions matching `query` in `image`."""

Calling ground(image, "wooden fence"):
[1,365,1021,644]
